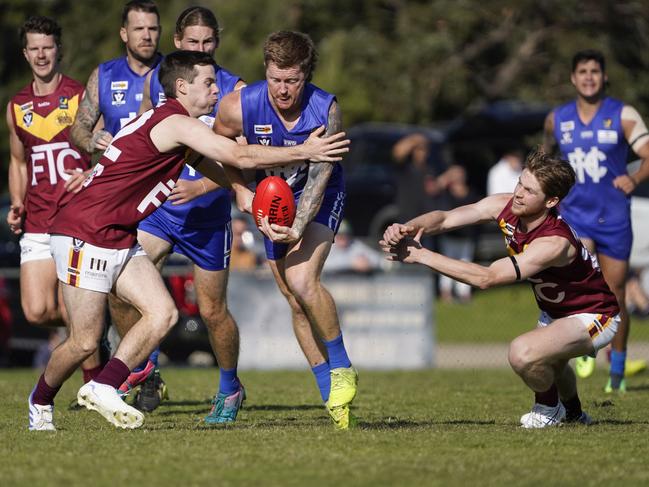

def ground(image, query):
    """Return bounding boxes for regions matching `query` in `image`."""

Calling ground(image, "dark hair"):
[176,6,220,42]
[159,50,215,98]
[121,0,159,26]
[524,148,575,200]
[20,16,62,49]
[263,31,318,82]
[571,49,606,73]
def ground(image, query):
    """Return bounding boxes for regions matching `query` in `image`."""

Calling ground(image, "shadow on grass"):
[357,418,496,430]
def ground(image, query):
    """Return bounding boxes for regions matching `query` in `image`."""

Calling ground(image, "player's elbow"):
[475,270,500,290]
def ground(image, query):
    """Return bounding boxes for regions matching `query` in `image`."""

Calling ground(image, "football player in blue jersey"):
[215,31,358,429]
[543,50,649,392]
[70,0,167,411]
[131,6,247,424]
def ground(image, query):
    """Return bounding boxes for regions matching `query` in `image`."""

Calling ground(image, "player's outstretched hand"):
[303,126,350,163]
[169,178,210,205]
[381,223,417,246]
[380,228,425,264]
[259,216,301,244]
[7,203,25,235]
[64,168,91,193]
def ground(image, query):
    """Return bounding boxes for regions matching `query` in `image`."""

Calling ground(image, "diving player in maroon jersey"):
[26,50,350,430]
[7,17,105,431]
[381,149,620,428]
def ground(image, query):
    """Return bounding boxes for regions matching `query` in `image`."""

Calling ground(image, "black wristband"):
[509,255,521,281]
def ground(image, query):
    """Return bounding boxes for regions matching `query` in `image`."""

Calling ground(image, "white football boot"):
[520,402,566,429]
[28,390,56,431]
[77,380,144,429]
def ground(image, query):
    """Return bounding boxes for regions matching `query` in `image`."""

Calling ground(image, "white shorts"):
[537,311,620,356]
[20,233,53,264]
[50,235,146,293]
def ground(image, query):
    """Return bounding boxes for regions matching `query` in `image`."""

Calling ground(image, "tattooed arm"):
[71,67,112,154]
[262,102,342,244]
[292,102,341,235]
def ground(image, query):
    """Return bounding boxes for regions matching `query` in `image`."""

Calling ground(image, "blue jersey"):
[241,80,343,195]
[147,63,241,227]
[554,97,630,228]
[98,55,162,136]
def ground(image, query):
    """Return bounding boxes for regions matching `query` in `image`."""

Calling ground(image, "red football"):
[252,176,296,229]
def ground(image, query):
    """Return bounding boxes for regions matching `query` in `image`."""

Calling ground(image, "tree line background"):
[2,0,649,191]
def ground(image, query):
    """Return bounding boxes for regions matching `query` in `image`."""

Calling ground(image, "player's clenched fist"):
[381,223,416,247]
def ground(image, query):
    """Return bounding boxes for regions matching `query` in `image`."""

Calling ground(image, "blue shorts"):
[139,210,232,271]
[265,190,345,260]
[566,217,632,261]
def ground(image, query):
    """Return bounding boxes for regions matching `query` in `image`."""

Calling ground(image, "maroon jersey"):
[497,198,619,319]
[9,75,91,233]
[51,98,190,249]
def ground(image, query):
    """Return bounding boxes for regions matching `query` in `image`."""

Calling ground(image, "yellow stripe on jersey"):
[13,94,80,142]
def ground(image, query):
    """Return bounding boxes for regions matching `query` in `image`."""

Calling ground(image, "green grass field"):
[436,284,649,343]
[2,367,649,486]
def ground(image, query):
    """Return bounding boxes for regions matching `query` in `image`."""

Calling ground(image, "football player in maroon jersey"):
[27,50,349,430]
[381,149,620,428]
[7,17,104,431]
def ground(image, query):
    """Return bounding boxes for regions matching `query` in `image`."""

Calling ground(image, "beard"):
[127,44,157,64]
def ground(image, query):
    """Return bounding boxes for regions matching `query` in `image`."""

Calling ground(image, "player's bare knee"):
[161,304,179,332]
[286,275,320,304]
[508,338,535,373]
[70,335,99,358]
[200,305,229,329]
[23,304,59,327]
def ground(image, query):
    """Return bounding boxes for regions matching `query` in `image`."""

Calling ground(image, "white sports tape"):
[622,105,649,152]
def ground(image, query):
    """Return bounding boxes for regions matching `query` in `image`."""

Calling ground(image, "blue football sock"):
[132,360,148,373]
[311,362,331,402]
[132,348,160,373]
[323,334,352,370]
[219,367,240,395]
[610,350,626,388]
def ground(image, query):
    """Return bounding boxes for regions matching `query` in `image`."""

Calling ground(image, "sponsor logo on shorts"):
[73,238,85,250]
[111,81,129,90]
[254,124,273,134]
[89,257,108,272]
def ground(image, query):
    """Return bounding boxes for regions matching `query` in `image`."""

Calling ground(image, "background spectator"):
[437,165,480,302]
[324,220,383,274]
[230,214,261,271]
